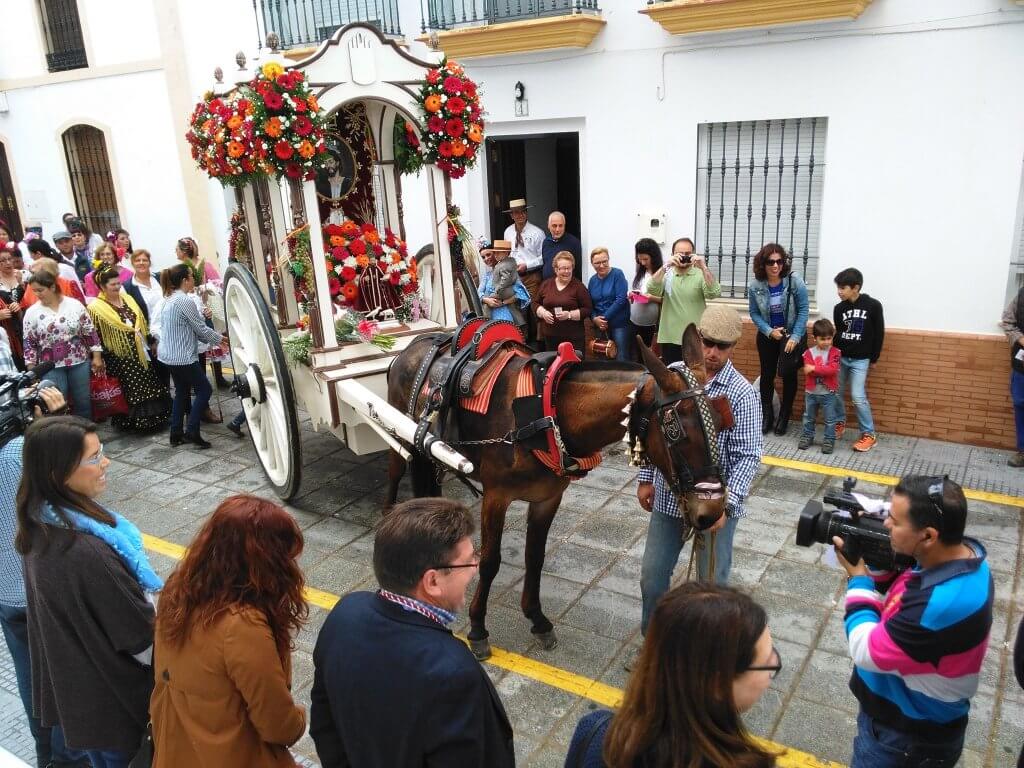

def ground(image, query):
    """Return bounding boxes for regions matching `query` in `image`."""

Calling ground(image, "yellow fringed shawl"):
[88,293,150,367]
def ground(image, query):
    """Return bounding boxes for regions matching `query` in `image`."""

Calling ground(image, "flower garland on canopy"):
[186,62,329,186]
[321,219,418,309]
[395,59,484,178]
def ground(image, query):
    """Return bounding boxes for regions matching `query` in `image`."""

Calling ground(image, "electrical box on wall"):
[636,212,667,244]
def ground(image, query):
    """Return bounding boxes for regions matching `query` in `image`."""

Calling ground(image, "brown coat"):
[150,606,305,768]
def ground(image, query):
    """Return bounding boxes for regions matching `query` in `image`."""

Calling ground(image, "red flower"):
[284,162,302,178]
[331,246,345,259]
[237,98,251,113]
[276,73,293,89]
[372,243,384,257]
[438,141,453,158]
[443,76,462,94]
[341,266,356,281]
[406,131,420,148]
[402,282,417,294]
[389,271,402,285]
[328,277,342,296]
[274,140,294,160]
[348,238,366,255]
[293,98,307,113]
[449,165,465,179]
[463,81,477,98]
[446,96,466,114]
[427,116,444,133]
[263,90,284,110]
[361,222,377,235]
[291,69,304,83]
[426,69,441,84]
[445,119,464,138]
[294,116,313,136]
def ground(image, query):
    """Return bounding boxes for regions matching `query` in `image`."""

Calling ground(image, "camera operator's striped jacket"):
[844,538,993,739]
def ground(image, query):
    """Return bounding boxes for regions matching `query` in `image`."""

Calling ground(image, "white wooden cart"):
[215,24,475,499]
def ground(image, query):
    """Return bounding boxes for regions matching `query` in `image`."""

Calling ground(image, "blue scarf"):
[42,503,163,593]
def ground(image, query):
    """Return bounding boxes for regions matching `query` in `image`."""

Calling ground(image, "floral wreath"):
[395,59,484,178]
[186,61,329,186]
[322,219,417,305]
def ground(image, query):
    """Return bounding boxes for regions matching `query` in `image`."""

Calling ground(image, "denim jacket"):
[748,273,810,341]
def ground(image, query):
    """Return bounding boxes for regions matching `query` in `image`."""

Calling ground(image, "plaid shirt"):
[378,589,456,627]
[0,436,24,607]
[638,360,762,519]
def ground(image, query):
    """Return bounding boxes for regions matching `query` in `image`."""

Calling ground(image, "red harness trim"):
[515,341,603,478]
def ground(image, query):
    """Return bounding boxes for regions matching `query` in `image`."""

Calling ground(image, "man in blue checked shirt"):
[637,304,762,637]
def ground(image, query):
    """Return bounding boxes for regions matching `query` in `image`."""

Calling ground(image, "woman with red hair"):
[150,495,308,767]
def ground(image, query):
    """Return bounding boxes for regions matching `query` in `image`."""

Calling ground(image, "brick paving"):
[0,403,1021,767]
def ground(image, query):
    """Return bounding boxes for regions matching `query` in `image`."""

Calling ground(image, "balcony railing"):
[255,0,402,50]
[422,0,600,32]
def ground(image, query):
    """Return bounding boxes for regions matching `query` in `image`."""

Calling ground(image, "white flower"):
[344,256,357,268]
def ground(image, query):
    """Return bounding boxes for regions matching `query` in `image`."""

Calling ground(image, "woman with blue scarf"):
[16,416,160,768]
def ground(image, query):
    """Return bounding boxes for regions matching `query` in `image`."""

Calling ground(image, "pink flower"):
[357,319,379,338]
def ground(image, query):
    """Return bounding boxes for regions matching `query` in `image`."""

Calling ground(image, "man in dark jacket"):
[1000,286,1024,468]
[541,211,582,280]
[310,498,515,768]
[832,267,885,452]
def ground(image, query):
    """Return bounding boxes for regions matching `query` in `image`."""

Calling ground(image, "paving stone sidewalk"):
[0,406,1021,767]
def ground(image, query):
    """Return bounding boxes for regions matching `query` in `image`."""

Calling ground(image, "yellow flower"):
[262,61,285,80]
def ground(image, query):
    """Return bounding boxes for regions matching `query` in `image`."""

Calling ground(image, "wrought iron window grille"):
[62,126,120,238]
[38,0,88,73]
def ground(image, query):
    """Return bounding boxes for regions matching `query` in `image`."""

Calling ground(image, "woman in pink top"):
[83,242,133,299]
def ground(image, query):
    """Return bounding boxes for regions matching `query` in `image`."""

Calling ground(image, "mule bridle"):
[630,366,723,499]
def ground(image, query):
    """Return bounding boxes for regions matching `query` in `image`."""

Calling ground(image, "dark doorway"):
[486,132,581,278]
[0,144,22,240]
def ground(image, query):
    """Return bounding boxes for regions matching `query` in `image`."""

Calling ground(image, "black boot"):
[761,396,774,435]
[184,431,212,449]
[773,412,790,436]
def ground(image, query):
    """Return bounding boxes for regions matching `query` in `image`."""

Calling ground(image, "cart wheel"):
[223,263,302,500]
[415,245,482,323]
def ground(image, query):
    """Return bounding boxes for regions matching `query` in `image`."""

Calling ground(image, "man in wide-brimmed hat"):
[502,199,545,340]
[478,239,528,331]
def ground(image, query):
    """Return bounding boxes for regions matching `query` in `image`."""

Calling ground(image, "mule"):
[385,324,728,659]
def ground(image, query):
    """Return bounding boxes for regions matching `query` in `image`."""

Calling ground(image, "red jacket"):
[802,346,841,392]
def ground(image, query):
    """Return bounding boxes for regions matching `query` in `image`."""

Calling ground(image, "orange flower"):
[298,140,315,159]
[201,118,216,134]
[227,114,243,130]
[451,140,466,157]
[214,129,226,144]
[356,254,370,268]
[307,95,319,112]
[264,118,283,138]
[364,229,380,245]
[340,220,360,238]
[424,94,442,113]
[467,123,483,143]
[341,282,359,302]
[408,258,418,280]
[329,235,345,247]
[227,141,245,158]
[391,252,403,263]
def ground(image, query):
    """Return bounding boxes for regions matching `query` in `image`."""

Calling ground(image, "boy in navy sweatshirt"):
[832,268,885,452]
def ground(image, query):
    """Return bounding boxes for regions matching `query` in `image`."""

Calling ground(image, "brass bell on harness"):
[630,436,646,467]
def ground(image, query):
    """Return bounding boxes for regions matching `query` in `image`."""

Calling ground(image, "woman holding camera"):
[16,415,161,767]
[647,238,721,365]
[565,583,778,768]
[748,243,809,435]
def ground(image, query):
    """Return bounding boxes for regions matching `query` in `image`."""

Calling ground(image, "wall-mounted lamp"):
[514,81,525,102]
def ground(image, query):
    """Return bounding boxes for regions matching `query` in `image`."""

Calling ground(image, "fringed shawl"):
[88,292,149,367]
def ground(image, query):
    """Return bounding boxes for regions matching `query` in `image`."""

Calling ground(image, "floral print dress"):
[22,296,101,368]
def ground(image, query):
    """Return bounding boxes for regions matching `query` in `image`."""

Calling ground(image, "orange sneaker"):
[834,421,845,439]
[853,433,877,452]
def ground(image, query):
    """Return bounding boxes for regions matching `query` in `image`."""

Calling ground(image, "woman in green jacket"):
[647,237,721,364]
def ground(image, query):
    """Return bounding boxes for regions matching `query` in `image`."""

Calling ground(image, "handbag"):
[90,372,129,420]
[127,722,153,768]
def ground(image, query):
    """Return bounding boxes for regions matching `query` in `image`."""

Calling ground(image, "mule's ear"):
[637,335,682,394]
[681,323,704,370]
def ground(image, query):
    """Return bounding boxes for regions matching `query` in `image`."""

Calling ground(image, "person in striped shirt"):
[833,475,993,768]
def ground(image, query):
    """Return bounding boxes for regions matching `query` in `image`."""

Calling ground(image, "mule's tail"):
[409,453,443,497]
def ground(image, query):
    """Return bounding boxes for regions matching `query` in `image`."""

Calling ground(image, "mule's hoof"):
[536,630,558,651]
[469,638,492,661]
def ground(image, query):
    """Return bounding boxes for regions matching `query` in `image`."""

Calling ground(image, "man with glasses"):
[309,497,514,768]
[833,475,993,767]
[634,304,762,660]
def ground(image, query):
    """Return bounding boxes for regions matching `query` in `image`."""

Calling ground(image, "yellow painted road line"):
[142,532,841,767]
[762,455,1024,509]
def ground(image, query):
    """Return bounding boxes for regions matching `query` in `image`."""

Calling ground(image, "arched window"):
[62,125,119,236]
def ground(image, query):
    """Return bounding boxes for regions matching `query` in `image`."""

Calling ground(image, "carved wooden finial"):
[235,51,247,70]
[266,32,281,52]
[213,66,223,83]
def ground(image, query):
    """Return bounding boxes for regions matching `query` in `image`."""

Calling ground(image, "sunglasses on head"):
[700,336,734,351]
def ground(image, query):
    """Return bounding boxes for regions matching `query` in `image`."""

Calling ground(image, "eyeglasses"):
[80,444,106,467]
[591,260,610,267]
[766,258,784,266]
[700,336,734,351]
[746,645,783,679]
[431,549,482,571]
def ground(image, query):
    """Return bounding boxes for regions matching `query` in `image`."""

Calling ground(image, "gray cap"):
[52,230,72,241]
[697,304,743,344]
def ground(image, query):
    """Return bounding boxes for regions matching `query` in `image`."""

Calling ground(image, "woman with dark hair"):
[111,228,133,256]
[151,494,308,767]
[68,219,102,280]
[88,267,170,431]
[748,243,809,435]
[566,583,778,768]
[628,238,663,359]
[648,238,721,365]
[0,242,33,368]
[83,243,133,300]
[16,416,160,767]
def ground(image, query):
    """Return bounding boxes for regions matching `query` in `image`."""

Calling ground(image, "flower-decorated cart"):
[195,24,484,498]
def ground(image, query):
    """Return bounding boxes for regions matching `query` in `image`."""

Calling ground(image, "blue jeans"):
[610,324,631,362]
[1011,370,1024,452]
[84,750,134,768]
[639,509,739,634]
[0,603,84,767]
[47,362,92,420]
[168,361,212,436]
[229,410,246,429]
[851,712,963,768]
[802,392,838,439]
[836,357,875,435]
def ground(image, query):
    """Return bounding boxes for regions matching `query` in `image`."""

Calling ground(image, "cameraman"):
[0,384,87,767]
[833,475,993,767]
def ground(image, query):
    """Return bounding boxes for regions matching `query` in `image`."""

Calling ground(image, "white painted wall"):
[394,0,1024,334]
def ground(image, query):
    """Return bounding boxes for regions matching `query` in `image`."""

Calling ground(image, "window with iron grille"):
[422,0,600,31]
[695,117,827,300]
[62,126,120,238]
[37,0,87,73]
[256,0,402,49]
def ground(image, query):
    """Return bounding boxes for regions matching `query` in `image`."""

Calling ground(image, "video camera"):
[0,362,57,448]
[795,477,914,571]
